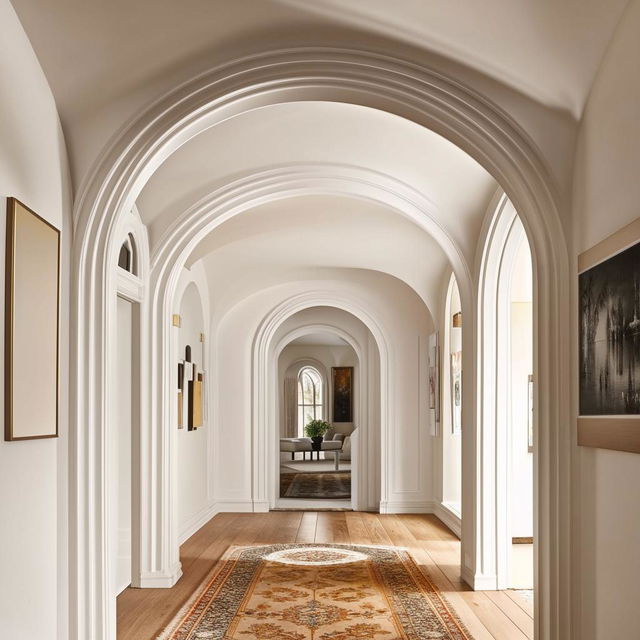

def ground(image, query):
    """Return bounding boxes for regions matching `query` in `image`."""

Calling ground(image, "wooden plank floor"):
[117,512,534,639]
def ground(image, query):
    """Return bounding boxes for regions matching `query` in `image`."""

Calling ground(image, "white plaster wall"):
[509,240,533,539]
[0,3,71,639]
[442,278,462,509]
[175,270,212,541]
[573,1,640,637]
[211,270,432,511]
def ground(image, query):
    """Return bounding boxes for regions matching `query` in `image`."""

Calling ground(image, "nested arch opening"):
[72,50,570,640]
[267,308,383,512]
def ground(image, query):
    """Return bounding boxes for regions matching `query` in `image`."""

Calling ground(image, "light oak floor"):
[117,512,534,640]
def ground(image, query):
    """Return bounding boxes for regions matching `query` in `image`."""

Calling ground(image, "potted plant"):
[304,419,331,450]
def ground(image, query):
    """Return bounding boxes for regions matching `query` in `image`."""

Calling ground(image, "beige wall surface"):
[0,2,71,639]
[573,1,640,637]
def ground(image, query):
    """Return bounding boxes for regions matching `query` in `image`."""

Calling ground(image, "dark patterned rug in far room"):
[280,471,351,499]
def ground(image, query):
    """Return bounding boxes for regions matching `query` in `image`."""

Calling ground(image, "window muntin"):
[297,366,323,435]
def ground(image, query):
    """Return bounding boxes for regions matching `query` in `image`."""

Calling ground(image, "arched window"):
[297,366,323,435]
[118,233,138,275]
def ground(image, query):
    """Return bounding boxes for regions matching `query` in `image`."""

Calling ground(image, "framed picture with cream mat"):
[5,197,60,441]
[578,216,640,453]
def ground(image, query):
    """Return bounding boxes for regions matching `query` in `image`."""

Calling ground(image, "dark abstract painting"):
[579,241,640,415]
[332,366,353,422]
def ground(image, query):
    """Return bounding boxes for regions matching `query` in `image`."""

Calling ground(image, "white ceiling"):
[191,194,449,315]
[12,0,626,126]
[9,0,574,323]
[275,0,629,117]
[138,101,497,267]
[134,100,496,319]
[10,0,628,189]
[289,332,349,347]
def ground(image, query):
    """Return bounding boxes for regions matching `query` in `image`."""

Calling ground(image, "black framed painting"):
[578,217,640,453]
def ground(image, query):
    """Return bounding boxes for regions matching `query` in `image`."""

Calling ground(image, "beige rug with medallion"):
[158,543,473,640]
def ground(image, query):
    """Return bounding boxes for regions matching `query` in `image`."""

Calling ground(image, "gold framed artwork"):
[578,216,640,453]
[5,198,60,441]
[178,345,205,430]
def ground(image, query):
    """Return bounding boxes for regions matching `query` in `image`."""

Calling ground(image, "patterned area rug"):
[158,543,473,639]
[281,472,351,499]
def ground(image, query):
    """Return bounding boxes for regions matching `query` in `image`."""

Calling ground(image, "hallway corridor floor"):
[117,512,533,639]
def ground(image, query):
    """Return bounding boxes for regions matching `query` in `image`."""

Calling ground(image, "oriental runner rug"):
[158,543,473,640]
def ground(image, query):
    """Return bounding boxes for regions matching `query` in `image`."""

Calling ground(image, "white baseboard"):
[275,498,351,510]
[136,562,183,588]
[214,499,255,513]
[178,502,218,545]
[252,500,270,513]
[178,499,262,545]
[380,500,435,514]
[461,564,498,591]
[434,502,462,538]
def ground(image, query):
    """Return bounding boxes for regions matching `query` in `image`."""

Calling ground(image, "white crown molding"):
[70,47,571,640]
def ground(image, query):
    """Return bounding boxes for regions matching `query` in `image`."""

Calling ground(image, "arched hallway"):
[3,3,640,640]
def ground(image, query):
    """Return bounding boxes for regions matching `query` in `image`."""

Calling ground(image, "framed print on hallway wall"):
[428,332,440,432]
[4,197,60,441]
[450,350,462,434]
[577,216,640,454]
[527,374,534,453]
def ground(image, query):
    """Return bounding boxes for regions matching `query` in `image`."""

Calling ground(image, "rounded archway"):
[272,320,379,511]
[253,297,388,516]
[71,48,570,640]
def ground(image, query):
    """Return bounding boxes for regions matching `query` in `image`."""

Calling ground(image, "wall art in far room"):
[332,366,353,423]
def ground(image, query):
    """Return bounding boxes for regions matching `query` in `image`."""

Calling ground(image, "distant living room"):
[278,333,356,506]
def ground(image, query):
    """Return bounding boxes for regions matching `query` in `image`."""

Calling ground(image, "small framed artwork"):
[450,350,462,434]
[428,332,440,430]
[527,374,534,453]
[5,198,60,441]
[188,369,204,430]
[332,366,353,422]
[177,361,184,429]
[578,216,640,453]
